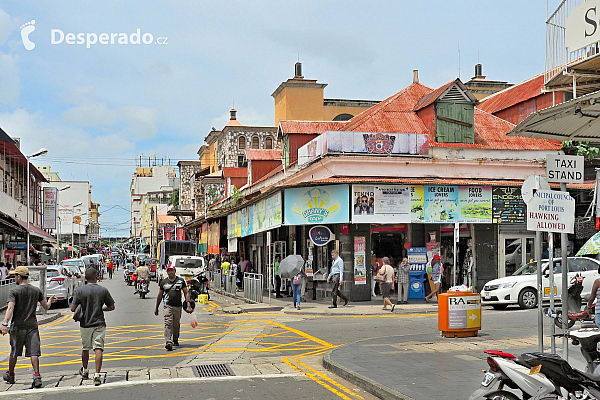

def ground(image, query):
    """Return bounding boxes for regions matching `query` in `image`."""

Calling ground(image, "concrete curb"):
[38,312,62,325]
[323,350,414,400]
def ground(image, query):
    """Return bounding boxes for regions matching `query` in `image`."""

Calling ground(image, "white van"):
[160,255,206,281]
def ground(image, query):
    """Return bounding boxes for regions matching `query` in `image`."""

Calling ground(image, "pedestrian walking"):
[327,250,348,308]
[1,266,55,388]
[0,262,7,280]
[371,254,380,297]
[396,257,410,304]
[425,255,442,303]
[107,259,114,279]
[292,267,305,310]
[155,265,192,351]
[379,257,396,312]
[274,255,282,298]
[71,268,115,386]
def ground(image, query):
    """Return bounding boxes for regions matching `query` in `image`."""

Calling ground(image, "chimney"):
[294,62,303,79]
[474,63,485,79]
[230,109,237,120]
[413,70,419,83]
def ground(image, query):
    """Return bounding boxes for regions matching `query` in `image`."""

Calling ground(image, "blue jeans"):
[292,284,302,307]
[595,311,600,329]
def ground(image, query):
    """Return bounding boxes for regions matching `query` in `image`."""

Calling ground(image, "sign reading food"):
[458,186,492,223]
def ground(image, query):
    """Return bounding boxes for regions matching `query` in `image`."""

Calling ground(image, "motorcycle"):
[125,271,134,286]
[188,271,210,303]
[554,274,595,329]
[468,349,556,400]
[137,278,149,299]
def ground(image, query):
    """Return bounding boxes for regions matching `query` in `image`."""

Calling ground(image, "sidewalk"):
[0,310,62,326]
[218,289,441,316]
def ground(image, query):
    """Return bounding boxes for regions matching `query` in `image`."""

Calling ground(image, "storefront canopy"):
[509,89,600,142]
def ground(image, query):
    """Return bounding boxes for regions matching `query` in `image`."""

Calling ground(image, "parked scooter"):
[188,271,210,303]
[554,274,595,329]
[137,278,149,299]
[468,350,556,400]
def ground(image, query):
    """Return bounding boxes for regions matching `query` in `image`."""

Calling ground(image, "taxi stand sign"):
[526,190,575,234]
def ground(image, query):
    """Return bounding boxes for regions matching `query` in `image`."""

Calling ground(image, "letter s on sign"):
[586,7,598,38]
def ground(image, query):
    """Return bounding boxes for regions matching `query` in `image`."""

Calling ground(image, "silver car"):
[46,266,74,306]
[60,258,86,276]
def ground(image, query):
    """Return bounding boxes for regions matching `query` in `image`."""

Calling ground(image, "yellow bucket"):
[198,294,209,305]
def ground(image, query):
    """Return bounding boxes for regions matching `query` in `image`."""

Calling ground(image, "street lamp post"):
[26,148,48,266]
[70,202,83,256]
[56,185,70,262]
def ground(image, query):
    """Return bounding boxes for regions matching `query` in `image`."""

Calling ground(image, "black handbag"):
[73,304,84,322]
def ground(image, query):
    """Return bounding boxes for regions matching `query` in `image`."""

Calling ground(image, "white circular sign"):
[521,175,550,205]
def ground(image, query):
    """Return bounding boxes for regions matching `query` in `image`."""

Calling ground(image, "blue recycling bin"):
[408,270,427,300]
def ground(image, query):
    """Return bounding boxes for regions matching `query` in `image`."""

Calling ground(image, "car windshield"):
[512,260,563,276]
[47,269,60,277]
[62,260,83,267]
[175,259,204,269]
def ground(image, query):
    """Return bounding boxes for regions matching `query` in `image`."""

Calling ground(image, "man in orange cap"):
[1,266,55,388]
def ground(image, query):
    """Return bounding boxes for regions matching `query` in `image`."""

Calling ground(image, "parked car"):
[161,255,206,282]
[136,253,150,265]
[63,265,84,288]
[60,258,86,275]
[81,255,101,268]
[147,258,158,281]
[46,266,75,306]
[481,257,600,310]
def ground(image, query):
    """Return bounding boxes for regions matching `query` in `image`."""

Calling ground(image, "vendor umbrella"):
[278,254,304,279]
[576,231,600,256]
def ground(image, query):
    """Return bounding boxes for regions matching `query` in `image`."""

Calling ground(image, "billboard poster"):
[235,210,242,237]
[198,223,208,254]
[351,185,411,223]
[410,185,425,222]
[208,222,220,254]
[424,185,459,222]
[234,191,282,238]
[457,186,492,223]
[353,236,367,285]
[284,185,350,225]
[42,187,57,229]
[492,187,525,224]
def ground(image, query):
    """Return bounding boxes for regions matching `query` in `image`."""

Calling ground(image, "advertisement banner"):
[410,185,425,222]
[42,187,57,229]
[236,191,282,238]
[351,185,411,223]
[208,222,220,254]
[228,238,237,253]
[424,185,459,223]
[353,236,367,285]
[176,227,186,240]
[284,185,350,225]
[164,226,174,240]
[492,187,525,224]
[457,186,492,223]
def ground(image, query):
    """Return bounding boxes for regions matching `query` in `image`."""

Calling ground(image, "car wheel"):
[518,288,537,309]
[491,304,508,310]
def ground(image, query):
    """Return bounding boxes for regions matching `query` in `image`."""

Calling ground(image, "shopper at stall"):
[379,257,396,312]
[425,255,442,303]
[327,250,348,308]
[371,255,380,298]
[397,257,410,304]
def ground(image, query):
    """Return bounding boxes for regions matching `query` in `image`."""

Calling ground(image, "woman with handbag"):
[291,266,305,310]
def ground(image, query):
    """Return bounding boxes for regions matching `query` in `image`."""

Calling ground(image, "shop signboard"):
[448,295,481,329]
[492,187,525,224]
[198,223,208,254]
[284,185,349,226]
[527,190,575,234]
[424,185,459,223]
[309,225,333,246]
[566,0,600,51]
[351,185,411,223]
[235,192,282,238]
[3,250,15,258]
[42,187,57,229]
[546,154,584,183]
[457,186,492,223]
[208,222,220,254]
[354,236,367,285]
[410,185,425,222]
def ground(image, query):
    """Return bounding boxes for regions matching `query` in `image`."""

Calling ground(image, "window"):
[238,136,246,149]
[569,258,598,272]
[333,113,354,121]
[252,136,259,149]
[237,155,247,168]
[265,137,273,149]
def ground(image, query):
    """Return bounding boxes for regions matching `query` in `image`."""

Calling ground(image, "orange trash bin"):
[438,291,481,338]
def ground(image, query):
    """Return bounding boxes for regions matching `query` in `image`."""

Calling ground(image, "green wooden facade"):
[435,102,474,144]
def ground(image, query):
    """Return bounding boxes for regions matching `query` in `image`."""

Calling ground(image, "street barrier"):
[243,273,263,303]
[224,274,236,296]
[212,270,222,291]
[0,278,16,311]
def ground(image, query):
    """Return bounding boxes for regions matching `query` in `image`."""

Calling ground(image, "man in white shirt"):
[326,250,348,308]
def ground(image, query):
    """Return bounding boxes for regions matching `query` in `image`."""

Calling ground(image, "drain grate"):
[192,363,235,378]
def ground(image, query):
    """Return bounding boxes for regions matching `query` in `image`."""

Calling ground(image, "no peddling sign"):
[526,190,575,234]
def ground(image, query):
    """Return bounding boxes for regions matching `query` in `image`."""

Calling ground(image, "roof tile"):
[245,149,282,161]
[477,74,544,114]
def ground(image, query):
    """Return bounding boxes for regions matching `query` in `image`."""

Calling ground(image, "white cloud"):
[0,51,20,106]
[120,105,161,140]
[93,133,135,152]
[62,101,117,126]
[0,9,18,46]
[209,106,272,132]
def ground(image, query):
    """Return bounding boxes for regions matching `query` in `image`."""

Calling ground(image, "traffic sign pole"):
[561,182,569,360]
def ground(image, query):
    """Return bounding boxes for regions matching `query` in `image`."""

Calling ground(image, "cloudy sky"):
[0,1,559,237]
